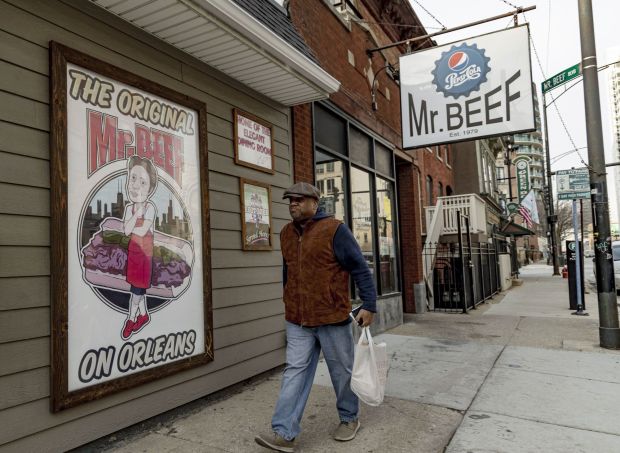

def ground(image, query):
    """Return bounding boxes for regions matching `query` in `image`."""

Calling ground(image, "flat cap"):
[282,182,320,200]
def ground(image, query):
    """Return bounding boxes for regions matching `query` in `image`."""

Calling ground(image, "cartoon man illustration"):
[121,156,158,340]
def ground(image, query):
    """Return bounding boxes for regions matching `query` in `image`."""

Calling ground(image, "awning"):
[91,0,340,106]
[500,219,534,237]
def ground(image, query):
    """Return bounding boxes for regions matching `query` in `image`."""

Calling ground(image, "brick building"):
[286,0,453,317]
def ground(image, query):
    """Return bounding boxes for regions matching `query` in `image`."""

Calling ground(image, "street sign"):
[541,63,581,94]
[556,167,590,200]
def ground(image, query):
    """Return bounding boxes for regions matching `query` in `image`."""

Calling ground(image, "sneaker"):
[121,319,134,340]
[333,419,360,442]
[133,313,150,333]
[254,432,295,452]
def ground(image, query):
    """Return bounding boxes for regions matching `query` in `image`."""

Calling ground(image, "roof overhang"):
[500,219,534,237]
[91,0,340,106]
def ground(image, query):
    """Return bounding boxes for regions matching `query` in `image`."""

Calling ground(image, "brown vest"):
[280,217,351,326]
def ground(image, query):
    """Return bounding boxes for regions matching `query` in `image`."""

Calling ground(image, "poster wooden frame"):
[233,108,276,174]
[239,178,273,251]
[49,42,213,412]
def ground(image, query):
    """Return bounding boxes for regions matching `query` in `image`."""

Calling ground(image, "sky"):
[408,0,620,222]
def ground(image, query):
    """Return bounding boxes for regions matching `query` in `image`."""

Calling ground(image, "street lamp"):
[503,136,518,202]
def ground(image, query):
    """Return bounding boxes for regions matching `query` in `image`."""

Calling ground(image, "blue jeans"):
[271,321,358,441]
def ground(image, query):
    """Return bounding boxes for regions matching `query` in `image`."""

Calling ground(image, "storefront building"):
[287,0,451,317]
[0,0,339,449]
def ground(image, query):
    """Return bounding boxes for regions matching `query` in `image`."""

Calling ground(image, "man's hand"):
[355,309,374,327]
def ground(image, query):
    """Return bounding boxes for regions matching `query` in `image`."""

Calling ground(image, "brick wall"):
[292,104,314,183]
[397,161,423,312]
[414,145,455,233]
[288,0,454,312]
[289,0,403,147]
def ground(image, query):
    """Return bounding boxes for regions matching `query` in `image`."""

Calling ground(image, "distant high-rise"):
[513,86,545,194]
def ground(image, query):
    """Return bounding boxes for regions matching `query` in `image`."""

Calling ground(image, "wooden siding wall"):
[0,0,292,450]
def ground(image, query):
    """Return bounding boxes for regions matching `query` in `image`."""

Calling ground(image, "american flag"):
[518,190,539,228]
[519,205,533,227]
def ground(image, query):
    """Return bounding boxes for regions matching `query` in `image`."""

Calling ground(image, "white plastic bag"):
[350,326,388,406]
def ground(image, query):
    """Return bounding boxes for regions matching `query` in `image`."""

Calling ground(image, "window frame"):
[311,101,400,297]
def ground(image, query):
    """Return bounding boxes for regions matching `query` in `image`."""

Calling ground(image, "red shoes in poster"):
[121,313,151,340]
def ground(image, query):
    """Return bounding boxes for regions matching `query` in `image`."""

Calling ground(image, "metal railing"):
[425,194,487,235]
[423,212,501,313]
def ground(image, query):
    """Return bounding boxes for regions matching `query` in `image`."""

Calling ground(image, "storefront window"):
[376,177,398,293]
[316,150,347,221]
[315,104,346,154]
[375,143,393,177]
[349,126,371,167]
[313,102,399,295]
[351,167,375,277]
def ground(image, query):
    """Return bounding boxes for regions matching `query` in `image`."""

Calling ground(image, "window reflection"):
[315,150,346,221]
[376,177,397,293]
[351,167,375,277]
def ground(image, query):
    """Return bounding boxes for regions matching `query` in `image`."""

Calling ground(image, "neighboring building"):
[287,0,453,315]
[494,86,549,265]
[511,87,547,263]
[451,137,504,240]
[0,0,340,449]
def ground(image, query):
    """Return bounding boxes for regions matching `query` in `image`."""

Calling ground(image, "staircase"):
[422,194,487,309]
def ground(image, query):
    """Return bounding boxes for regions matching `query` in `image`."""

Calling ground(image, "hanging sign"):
[514,156,531,202]
[50,43,213,411]
[400,25,535,148]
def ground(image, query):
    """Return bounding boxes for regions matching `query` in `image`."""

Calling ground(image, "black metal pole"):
[580,199,584,251]
[465,216,476,309]
[367,5,536,55]
[506,152,514,201]
[543,102,560,275]
[578,0,620,348]
[457,211,467,314]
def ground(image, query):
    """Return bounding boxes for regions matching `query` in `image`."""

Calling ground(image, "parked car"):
[614,242,620,291]
[595,242,620,293]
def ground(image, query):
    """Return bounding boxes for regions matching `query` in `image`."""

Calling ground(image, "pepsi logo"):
[431,43,490,99]
[448,51,469,71]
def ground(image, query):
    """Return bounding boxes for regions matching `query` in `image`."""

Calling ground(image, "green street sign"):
[556,167,590,200]
[541,63,581,94]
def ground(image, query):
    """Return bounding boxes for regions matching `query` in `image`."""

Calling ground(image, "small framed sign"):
[240,179,273,251]
[233,109,275,174]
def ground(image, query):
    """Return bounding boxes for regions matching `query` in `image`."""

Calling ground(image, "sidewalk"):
[80,264,620,452]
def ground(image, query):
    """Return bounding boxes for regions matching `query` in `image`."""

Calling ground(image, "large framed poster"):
[240,179,273,251]
[50,42,213,411]
[233,109,275,174]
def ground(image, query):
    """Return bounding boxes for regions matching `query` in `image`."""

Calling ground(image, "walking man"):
[255,182,376,452]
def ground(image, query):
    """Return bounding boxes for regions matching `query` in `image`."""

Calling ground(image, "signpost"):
[556,167,590,200]
[541,63,581,94]
[556,167,589,315]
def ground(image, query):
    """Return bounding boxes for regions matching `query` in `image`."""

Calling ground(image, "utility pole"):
[578,0,620,348]
[542,104,560,275]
